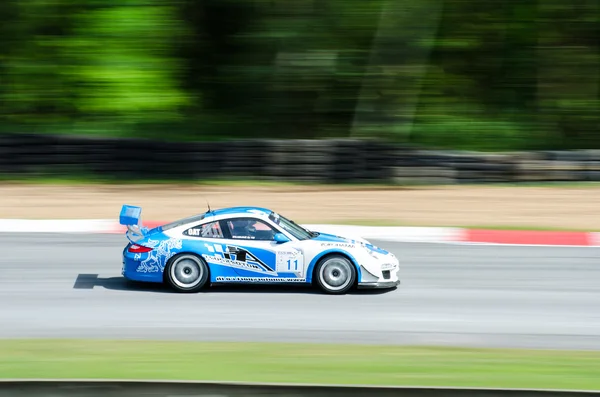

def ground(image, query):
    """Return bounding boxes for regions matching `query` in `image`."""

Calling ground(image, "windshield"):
[269,211,315,240]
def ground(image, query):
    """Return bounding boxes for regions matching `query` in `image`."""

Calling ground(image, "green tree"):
[0,0,598,149]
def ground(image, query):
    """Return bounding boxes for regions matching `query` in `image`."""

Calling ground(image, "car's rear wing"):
[119,204,148,243]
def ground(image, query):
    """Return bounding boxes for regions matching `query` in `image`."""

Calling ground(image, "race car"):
[119,205,400,294]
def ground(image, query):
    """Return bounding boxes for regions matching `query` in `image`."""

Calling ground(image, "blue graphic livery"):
[119,205,400,294]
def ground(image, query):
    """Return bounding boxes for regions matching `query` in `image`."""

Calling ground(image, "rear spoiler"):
[119,204,148,243]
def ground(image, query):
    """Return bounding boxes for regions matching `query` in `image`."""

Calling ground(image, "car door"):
[207,217,306,282]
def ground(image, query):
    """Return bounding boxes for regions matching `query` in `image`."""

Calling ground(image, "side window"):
[184,221,224,238]
[224,218,277,241]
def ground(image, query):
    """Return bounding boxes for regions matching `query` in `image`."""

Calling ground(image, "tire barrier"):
[1,132,600,183]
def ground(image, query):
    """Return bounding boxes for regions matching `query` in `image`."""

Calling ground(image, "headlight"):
[381,263,396,270]
[361,244,379,258]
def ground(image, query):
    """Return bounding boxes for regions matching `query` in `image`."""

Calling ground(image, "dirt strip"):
[0,183,599,229]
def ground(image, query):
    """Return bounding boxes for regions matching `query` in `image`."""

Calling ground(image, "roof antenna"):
[206,200,211,213]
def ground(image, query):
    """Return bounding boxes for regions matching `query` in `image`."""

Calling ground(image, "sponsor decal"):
[381,263,397,270]
[204,254,263,271]
[202,245,278,276]
[230,235,254,240]
[184,221,223,238]
[216,276,305,283]
[320,242,355,249]
[187,228,201,236]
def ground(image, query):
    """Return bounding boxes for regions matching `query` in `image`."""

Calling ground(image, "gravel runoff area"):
[0,183,598,229]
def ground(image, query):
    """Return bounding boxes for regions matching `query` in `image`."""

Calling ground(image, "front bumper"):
[357,269,400,289]
[357,279,401,289]
[357,254,400,288]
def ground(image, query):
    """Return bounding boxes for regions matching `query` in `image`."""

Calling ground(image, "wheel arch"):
[307,249,362,285]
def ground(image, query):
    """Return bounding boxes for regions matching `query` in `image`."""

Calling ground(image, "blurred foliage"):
[0,0,598,149]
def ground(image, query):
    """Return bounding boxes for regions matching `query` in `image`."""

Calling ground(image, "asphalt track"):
[1,234,599,350]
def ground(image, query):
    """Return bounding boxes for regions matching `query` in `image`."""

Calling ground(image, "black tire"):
[165,253,210,293]
[313,254,357,295]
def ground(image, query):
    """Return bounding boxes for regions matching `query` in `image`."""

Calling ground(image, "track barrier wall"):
[1,381,600,397]
[2,133,600,183]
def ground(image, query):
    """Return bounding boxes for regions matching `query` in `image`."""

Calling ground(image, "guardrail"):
[0,380,599,397]
[1,132,600,183]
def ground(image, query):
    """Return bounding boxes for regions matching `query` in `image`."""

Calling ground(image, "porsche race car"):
[119,205,400,294]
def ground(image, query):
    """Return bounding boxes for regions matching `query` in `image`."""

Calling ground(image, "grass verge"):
[1,340,600,390]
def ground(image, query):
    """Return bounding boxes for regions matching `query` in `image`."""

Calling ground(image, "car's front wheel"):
[165,253,209,293]
[314,254,356,294]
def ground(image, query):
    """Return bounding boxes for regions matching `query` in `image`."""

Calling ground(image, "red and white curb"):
[0,219,597,247]
[304,224,600,247]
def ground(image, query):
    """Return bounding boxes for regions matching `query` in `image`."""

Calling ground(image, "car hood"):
[311,231,368,244]
[310,231,391,256]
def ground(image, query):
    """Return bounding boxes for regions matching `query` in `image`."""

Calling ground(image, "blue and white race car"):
[119,205,400,294]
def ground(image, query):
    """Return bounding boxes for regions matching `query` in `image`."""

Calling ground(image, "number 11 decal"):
[276,250,304,276]
[286,259,299,271]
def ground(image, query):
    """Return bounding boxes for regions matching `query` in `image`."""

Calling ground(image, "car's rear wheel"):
[165,253,209,293]
[314,254,356,294]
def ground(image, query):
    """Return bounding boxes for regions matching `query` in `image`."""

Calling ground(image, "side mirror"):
[274,233,290,244]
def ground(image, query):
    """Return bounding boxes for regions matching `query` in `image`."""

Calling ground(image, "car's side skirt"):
[211,276,309,284]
